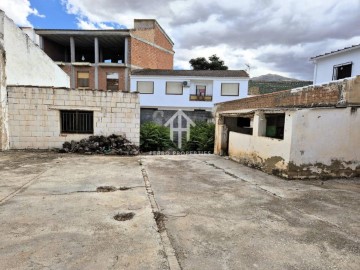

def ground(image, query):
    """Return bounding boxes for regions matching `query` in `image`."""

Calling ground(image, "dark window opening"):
[333,62,352,80]
[265,114,285,139]
[224,116,253,136]
[236,117,253,135]
[60,110,94,134]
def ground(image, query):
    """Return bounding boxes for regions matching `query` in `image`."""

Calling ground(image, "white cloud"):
[0,0,45,26]
[60,0,359,80]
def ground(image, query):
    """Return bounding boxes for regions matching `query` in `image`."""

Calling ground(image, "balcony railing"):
[189,95,213,101]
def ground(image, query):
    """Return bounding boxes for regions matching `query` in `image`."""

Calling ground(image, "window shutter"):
[221,83,239,96]
[137,81,154,94]
[166,82,183,94]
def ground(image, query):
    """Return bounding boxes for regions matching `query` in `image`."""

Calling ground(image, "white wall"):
[7,86,140,149]
[313,48,360,84]
[130,75,248,109]
[290,107,360,169]
[228,111,293,175]
[1,12,69,87]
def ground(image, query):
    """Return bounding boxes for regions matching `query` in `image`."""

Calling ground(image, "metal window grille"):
[60,110,94,134]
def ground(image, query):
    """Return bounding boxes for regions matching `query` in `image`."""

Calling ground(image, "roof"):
[131,69,249,78]
[310,44,360,60]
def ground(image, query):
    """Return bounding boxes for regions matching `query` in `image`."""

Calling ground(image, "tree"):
[189,54,228,70]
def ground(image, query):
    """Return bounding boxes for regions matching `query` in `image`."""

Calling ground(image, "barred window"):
[60,110,93,134]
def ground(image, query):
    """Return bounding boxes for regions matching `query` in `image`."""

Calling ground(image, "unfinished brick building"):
[34,19,174,91]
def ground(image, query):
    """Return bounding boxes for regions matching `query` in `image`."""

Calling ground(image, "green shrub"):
[140,122,174,152]
[183,121,215,152]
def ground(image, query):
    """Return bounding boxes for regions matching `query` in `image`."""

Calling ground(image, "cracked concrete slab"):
[1,151,359,270]
[0,152,168,270]
[142,155,360,270]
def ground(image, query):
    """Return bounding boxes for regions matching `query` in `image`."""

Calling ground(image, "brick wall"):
[7,86,140,149]
[216,80,346,112]
[98,67,126,91]
[154,26,173,51]
[130,38,173,69]
[60,66,127,91]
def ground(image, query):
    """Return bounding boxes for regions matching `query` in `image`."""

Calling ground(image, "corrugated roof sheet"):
[131,69,249,78]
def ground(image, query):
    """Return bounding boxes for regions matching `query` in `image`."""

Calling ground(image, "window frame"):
[221,83,240,96]
[137,81,154,94]
[106,72,119,91]
[60,110,94,134]
[332,62,352,80]
[77,71,90,89]
[165,81,183,95]
[264,113,285,140]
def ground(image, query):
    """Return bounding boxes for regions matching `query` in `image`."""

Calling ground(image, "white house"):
[130,69,249,148]
[130,69,249,109]
[311,44,360,85]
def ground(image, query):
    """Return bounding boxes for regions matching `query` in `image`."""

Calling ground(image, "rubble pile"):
[59,134,139,155]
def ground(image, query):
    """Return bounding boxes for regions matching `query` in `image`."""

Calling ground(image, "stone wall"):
[6,86,140,149]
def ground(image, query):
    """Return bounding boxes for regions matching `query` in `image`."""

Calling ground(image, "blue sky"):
[28,0,77,29]
[1,0,360,79]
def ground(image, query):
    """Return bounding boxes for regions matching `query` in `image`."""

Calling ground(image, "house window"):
[221,83,239,96]
[137,81,154,94]
[166,82,183,95]
[264,114,285,140]
[196,85,206,96]
[60,110,93,134]
[332,62,352,80]
[77,71,90,88]
[106,72,119,91]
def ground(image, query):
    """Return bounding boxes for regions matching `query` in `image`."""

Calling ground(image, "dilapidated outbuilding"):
[214,76,360,179]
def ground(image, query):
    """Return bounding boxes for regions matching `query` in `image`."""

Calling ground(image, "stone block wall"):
[6,86,140,149]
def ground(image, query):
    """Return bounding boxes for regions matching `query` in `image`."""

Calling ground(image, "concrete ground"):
[0,152,359,270]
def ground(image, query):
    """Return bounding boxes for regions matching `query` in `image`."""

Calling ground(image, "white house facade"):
[130,69,249,110]
[311,44,360,85]
[130,69,249,149]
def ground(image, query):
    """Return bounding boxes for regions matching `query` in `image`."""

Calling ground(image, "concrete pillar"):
[94,37,99,90]
[70,36,75,88]
[124,37,128,64]
[124,68,129,92]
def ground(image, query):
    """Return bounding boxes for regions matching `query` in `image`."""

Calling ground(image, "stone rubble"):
[59,134,139,155]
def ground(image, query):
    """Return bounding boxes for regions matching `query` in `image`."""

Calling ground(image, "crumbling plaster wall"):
[7,86,140,149]
[0,11,9,150]
[227,111,294,177]
[1,11,69,87]
[289,107,360,178]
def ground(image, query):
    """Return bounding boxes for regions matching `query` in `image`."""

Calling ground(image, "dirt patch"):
[154,211,166,232]
[119,186,131,191]
[114,212,135,221]
[97,186,117,192]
